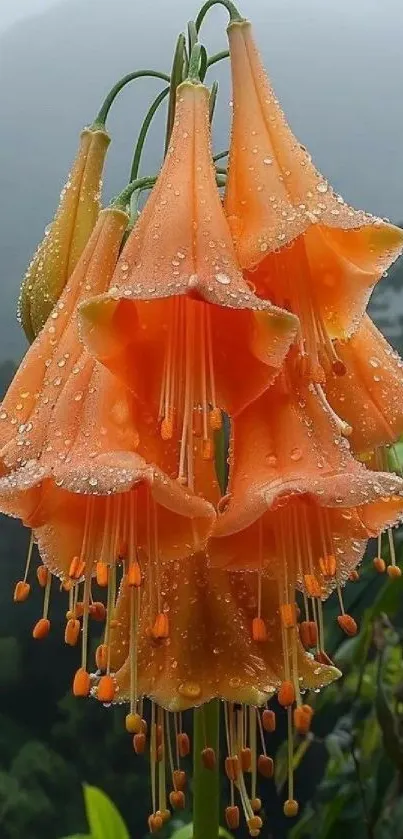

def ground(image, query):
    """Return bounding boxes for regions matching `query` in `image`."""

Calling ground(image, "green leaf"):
[60,835,92,839]
[170,826,234,839]
[83,786,129,839]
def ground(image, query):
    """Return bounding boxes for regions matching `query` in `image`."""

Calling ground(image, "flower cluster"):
[2,2,403,835]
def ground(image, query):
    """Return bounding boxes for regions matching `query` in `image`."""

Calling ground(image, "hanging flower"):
[18,126,110,342]
[79,77,298,494]
[224,19,403,382]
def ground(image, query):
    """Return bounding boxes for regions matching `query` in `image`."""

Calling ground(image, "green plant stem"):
[196,0,244,32]
[207,50,230,68]
[193,701,220,839]
[165,33,187,153]
[213,150,229,162]
[112,177,157,211]
[130,87,170,181]
[92,70,170,128]
[188,43,203,82]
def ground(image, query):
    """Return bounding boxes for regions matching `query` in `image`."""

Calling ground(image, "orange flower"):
[224,20,403,381]
[103,553,338,712]
[323,315,403,454]
[209,364,403,591]
[79,78,298,492]
[18,126,110,341]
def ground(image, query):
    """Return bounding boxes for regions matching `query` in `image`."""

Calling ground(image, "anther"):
[293,705,314,734]
[13,581,30,602]
[241,747,252,772]
[96,562,108,587]
[281,603,297,628]
[95,643,108,671]
[319,555,336,578]
[278,680,295,707]
[387,565,402,579]
[257,755,274,778]
[133,733,146,754]
[225,806,240,830]
[65,618,80,646]
[262,709,276,733]
[337,614,358,636]
[148,813,163,833]
[32,617,50,639]
[373,557,386,573]
[156,809,170,825]
[299,620,318,649]
[161,417,174,440]
[284,799,299,818]
[177,732,190,758]
[152,613,169,640]
[128,561,142,587]
[349,570,359,581]
[303,574,322,598]
[157,744,164,762]
[251,798,262,813]
[201,747,216,770]
[209,407,222,431]
[73,668,91,697]
[225,755,240,781]
[89,602,107,621]
[125,713,142,734]
[97,674,115,703]
[252,616,268,642]
[248,816,263,833]
[69,556,85,580]
[169,791,185,810]
[173,769,187,790]
[36,565,49,587]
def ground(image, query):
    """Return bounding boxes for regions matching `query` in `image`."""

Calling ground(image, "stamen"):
[14,532,35,602]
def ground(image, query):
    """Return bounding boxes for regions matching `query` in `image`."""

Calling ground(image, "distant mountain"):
[0,0,402,360]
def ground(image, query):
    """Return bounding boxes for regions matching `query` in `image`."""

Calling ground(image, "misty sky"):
[0,0,402,359]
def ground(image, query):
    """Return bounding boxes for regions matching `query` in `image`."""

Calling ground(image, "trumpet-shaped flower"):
[18,126,110,341]
[79,79,298,491]
[224,20,403,381]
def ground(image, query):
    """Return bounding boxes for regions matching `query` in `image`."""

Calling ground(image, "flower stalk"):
[193,701,220,839]
[91,69,170,129]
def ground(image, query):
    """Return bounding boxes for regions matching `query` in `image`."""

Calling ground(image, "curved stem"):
[112,177,157,211]
[130,87,170,181]
[207,49,230,68]
[213,150,229,162]
[165,33,187,153]
[92,70,170,128]
[196,0,244,32]
[209,80,219,122]
[193,701,220,839]
[188,20,198,55]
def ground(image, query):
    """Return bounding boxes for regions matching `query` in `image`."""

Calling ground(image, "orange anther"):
[13,580,30,602]
[209,407,222,431]
[225,806,240,830]
[125,713,142,734]
[95,643,108,671]
[387,565,402,579]
[177,732,190,758]
[284,799,299,818]
[241,747,252,772]
[140,718,148,735]
[299,621,318,649]
[73,668,91,697]
[156,809,170,825]
[32,618,50,639]
[303,574,322,598]
[225,755,240,781]
[161,417,173,440]
[248,816,263,831]
[173,769,187,790]
[157,744,164,762]
[349,570,359,582]
[64,618,80,646]
[262,709,276,733]
[201,747,216,770]
[96,562,108,587]
[128,560,142,587]
[257,754,274,778]
[373,557,386,573]
[89,601,107,621]
[278,680,295,707]
[75,601,85,618]
[202,438,214,461]
[69,556,85,580]
[193,408,203,437]
[294,704,314,734]
[97,674,115,703]
[36,565,49,588]
[148,813,163,833]
[337,614,358,636]
[133,733,146,754]
[62,579,73,592]
[252,616,268,642]
[319,554,336,578]
[152,612,169,640]
[281,602,297,628]
[251,798,262,813]
[169,791,185,810]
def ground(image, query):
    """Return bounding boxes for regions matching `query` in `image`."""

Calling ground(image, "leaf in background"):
[375,671,403,769]
[274,735,313,793]
[170,826,235,839]
[83,786,130,839]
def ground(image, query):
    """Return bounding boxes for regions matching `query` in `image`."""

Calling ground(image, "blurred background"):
[0,1,402,838]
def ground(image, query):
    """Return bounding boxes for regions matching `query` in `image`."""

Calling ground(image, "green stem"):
[130,87,170,181]
[209,81,219,122]
[196,0,244,32]
[188,43,203,82]
[213,150,229,162]
[165,33,187,153]
[193,700,220,839]
[112,176,157,211]
[92,70,170,128]
[207,49,230,68]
